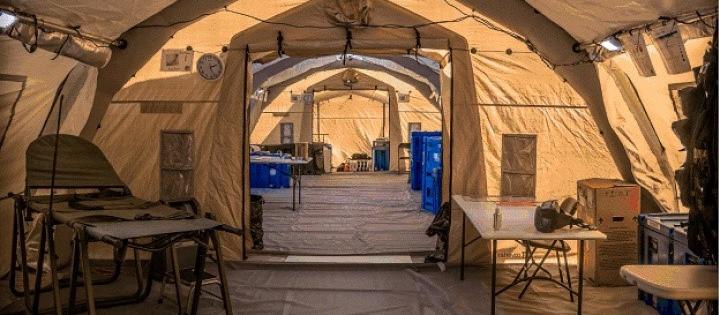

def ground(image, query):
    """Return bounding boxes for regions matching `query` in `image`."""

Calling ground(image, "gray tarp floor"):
[251,173,437,255]
[1,263,657,314]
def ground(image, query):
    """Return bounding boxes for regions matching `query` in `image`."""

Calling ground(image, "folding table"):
[452,195,607,315]
[250,156,313,211]
[621,265,718,315]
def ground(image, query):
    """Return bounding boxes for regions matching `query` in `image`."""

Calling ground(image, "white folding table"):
[621,265,718,315]
[250,157,313,211]
[452,195,607,315]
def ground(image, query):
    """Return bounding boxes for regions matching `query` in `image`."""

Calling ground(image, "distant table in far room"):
[452,195,607,315]
[250,157,313,211]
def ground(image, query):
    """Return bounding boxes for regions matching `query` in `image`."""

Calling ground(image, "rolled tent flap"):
[5,22,112,68]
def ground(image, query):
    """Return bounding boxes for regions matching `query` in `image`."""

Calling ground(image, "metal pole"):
[241,45,249,260]
[491,239,497,315]
[578,240,585,315]
[460,212,466,280]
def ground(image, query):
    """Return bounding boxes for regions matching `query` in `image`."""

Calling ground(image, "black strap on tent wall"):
[276,31,285,57]
[342,26,353,65]
[414,27,422,61]
[39,70,73,138]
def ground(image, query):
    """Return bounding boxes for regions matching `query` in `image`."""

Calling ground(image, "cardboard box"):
[577,178,640,286]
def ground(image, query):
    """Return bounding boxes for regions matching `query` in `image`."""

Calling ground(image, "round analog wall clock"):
[196,53,224,81]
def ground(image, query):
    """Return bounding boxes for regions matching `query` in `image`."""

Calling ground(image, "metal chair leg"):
[170,244,184,315]
[68,234,81,315]
[190,232,210,315]
[44,216,63,315]
[518,240,557,299]
[561,241,574,302]
[78,229,97,315]
[31,219,47,314]
[210,231,234,315]
[555,248,564,283]
[12,206,32,308]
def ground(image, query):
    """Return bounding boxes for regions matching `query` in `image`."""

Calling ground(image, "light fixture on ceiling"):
[0,10,18,31]
[599,37,622,52]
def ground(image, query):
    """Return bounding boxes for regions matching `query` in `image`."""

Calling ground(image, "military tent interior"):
[0,0,717,314]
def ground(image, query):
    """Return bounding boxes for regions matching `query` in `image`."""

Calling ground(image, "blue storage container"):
[250,164,269,188]
[410,131,441,190]
[268,164,291,188]
[421,136,442,214]
[250,163,290,188]
[638,214,703,315]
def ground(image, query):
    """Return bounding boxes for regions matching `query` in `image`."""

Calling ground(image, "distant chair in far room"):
[397,142,411,175]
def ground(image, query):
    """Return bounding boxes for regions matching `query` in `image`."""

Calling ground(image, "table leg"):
[578,240,585,315]
[298,165,302,205]
[292,165,296,211]
[460,211,466,281]
[491,239,497,315]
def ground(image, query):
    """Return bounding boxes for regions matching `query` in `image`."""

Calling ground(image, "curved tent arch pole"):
[254,55,441,95]
[255,59,441,111]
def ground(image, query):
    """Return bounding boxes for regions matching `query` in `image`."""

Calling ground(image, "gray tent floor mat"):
[252,173,437,255]
[28,263,655,315]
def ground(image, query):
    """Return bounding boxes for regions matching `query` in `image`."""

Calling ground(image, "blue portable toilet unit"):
[410,131,441,190]
[422,136,442,214]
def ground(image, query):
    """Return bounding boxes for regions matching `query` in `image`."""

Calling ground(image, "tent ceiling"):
[256,54,439,93]
[314,90,389,104]
[524,0,717,43]
[2,0,713,48]
[255,56,440,106]
[0,0,176,40]
[307,69,394,93]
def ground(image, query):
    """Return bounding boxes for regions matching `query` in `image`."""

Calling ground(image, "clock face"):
[196,53,224,81]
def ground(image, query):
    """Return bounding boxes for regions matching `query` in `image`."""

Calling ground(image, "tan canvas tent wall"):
[0,0,715,274]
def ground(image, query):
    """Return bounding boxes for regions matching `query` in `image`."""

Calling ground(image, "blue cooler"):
[410,131,441,190]
[638,214,704,315]
[250,164,269,188]
[421,136,442,213]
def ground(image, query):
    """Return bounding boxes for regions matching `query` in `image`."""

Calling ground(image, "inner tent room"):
[0,0,717,314]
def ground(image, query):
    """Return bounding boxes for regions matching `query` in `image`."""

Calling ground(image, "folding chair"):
[514,240,574,301]
[9,134,240,315]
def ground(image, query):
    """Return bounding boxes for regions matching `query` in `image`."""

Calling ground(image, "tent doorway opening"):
[247,54,445,261]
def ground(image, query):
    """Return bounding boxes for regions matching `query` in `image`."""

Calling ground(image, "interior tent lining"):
[0,38,79,276]
[67,0,684,266]
[524,0,716,43]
